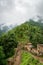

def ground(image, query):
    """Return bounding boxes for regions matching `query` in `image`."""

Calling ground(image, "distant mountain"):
[0,23,17,36]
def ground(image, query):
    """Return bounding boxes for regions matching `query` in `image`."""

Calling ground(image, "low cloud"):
[0,0,43,25]
[36,0,43,16]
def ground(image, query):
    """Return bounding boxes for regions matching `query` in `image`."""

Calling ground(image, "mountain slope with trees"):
[14,20,43,47]
[0,19,43,65]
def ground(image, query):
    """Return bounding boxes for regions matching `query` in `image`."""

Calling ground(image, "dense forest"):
[0,19,43,65]
[14,19,43,46]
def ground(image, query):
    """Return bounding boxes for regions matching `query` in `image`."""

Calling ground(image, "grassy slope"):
[20,51,43,65]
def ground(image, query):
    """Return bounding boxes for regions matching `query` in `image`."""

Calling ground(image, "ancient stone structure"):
[24,43,34,51]
[24,43,43,56]
[37,44,43,56]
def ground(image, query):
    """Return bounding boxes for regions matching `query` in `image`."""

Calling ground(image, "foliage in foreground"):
[0,31,18,58]
[0,31,18,65]
[20,51,43,65]
[0,46,7,65]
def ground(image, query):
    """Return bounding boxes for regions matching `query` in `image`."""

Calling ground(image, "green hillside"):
[14,20,43,46]
[0,20,43,65]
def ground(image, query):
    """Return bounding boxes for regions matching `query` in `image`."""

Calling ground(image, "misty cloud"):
[36,0,43,16]
[0,0,14,12]
[0,0,43,25]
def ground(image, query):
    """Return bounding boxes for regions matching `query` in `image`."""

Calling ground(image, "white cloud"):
[0,0,43,25]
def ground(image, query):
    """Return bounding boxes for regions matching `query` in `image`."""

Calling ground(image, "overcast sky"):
[0,0,43,25]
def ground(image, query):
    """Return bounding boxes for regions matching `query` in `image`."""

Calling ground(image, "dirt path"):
[13,50,22,65]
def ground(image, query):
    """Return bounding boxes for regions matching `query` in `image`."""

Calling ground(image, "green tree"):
[0,31,18,58]
[0,46,7,65]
